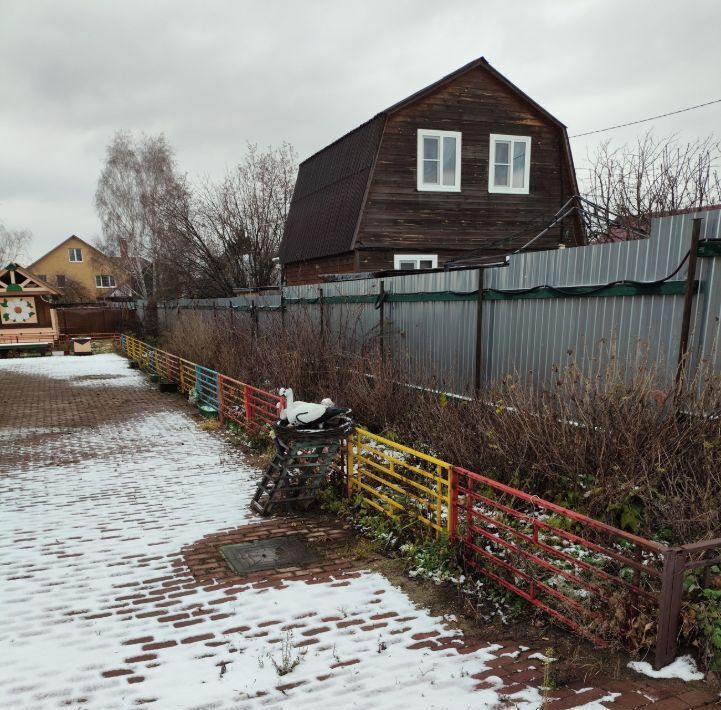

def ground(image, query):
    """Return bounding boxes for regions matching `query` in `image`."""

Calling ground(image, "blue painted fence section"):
[195,365,220,411]
[120,334,127,353]
[148,348,157,375]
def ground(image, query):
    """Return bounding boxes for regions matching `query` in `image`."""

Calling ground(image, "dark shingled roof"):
[280,57,572,265]
[279,115,384,264]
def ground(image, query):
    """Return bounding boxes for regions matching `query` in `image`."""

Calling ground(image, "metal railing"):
[347,428,452,539]
[119,333,720,669]
[122,335,282,432]
[195,365,220,410]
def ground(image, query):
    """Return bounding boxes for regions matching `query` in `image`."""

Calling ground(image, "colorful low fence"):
[121,335,282,431]
[348,428,451,538]
[119,333,719,670]
[452,466,667,650]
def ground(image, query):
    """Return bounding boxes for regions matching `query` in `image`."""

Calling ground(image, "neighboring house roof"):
[105,283,138,299]
[280,56,577,265]
[28,234,111,269]
[594,204,721,243]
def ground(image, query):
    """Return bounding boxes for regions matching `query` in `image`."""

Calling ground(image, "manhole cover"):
[219,536,320,576]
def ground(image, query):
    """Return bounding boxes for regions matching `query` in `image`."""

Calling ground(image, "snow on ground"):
[1,354,507,709]
[627,655,704,682]
[3,353,703,709]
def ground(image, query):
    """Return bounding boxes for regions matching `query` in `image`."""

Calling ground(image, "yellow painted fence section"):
[347,428,452,538]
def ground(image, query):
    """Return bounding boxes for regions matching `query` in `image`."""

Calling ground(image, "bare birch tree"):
[584,132,721,223]
[95,130,185,298]
[158,142,297,296]
[0,222,31,265]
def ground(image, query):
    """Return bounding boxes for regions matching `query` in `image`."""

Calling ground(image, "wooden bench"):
[0,341,53,358]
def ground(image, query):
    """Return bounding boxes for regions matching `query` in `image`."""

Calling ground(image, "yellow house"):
[28,235,128,302]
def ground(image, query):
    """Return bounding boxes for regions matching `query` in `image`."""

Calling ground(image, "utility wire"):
[570,99,721,138]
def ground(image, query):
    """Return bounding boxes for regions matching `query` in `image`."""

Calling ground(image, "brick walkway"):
[0,353,717,709]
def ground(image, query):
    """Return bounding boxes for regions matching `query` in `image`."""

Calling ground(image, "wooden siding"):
[354,66,577,258]
[284,252,357,285]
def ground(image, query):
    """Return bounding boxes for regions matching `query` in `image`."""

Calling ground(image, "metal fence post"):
[379,280,385,363]
[449,467,459,542]
[215,375,223,422]
[319,287,325,340]
[675,217,702,388]
[654,547,686,669]
[345,431,354,498]
[474,268,485,394]
[251,300,258,338]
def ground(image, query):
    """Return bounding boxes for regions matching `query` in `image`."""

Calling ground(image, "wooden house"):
[280,57,584,285]
[0,263,61,343]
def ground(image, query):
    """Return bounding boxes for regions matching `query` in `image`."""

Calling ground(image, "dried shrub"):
[159,309,721,545]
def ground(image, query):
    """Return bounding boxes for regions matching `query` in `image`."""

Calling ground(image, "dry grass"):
[160,309,721,544]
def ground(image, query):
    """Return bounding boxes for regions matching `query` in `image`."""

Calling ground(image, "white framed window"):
[488,134,531,194]
[95,274,116,288]
[393,254,438,271]
[68,247,83,262]
[417,129,461,192]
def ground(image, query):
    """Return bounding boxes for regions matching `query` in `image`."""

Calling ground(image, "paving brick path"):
[0,354,717,708]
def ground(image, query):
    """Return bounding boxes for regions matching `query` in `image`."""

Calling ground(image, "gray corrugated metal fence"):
[146,210,721,396]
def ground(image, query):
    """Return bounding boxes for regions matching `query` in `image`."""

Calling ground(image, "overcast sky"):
[2,0,720,261]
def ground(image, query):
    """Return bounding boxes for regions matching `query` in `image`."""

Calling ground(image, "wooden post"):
[654,547,686,669]
[675,218,702,387]
[474,267,485,394]
[280,292,286,333]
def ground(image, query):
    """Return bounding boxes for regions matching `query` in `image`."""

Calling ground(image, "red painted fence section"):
[451,466,667,649]
[120,334,721,669]
[218,376,284,432]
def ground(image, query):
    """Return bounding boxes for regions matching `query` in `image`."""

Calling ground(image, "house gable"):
[280,57,580,273]
[355,64,578,255]
[0,263,60,336]
[29,235,124,299]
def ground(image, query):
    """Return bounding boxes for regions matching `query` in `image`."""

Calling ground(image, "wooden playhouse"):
[0,263,61,348]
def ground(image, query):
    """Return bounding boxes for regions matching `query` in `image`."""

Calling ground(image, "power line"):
[570,99,721,138]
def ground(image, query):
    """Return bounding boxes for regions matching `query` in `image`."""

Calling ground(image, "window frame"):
[416,129,462,193]
[56,274,66,287]
[393,254,438,271]
[68,247,83,262]
[488,134,532,195]
[95,274,116,288]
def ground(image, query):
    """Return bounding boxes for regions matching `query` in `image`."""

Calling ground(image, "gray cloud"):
[1,0,719,261]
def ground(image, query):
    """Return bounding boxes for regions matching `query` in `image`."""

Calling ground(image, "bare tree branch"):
[583,132,721,227]
[0,223,32,266]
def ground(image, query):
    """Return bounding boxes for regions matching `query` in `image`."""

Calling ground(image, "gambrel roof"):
[279,56,577,265]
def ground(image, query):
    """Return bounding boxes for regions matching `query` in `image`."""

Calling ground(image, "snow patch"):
[627,655,703,681]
